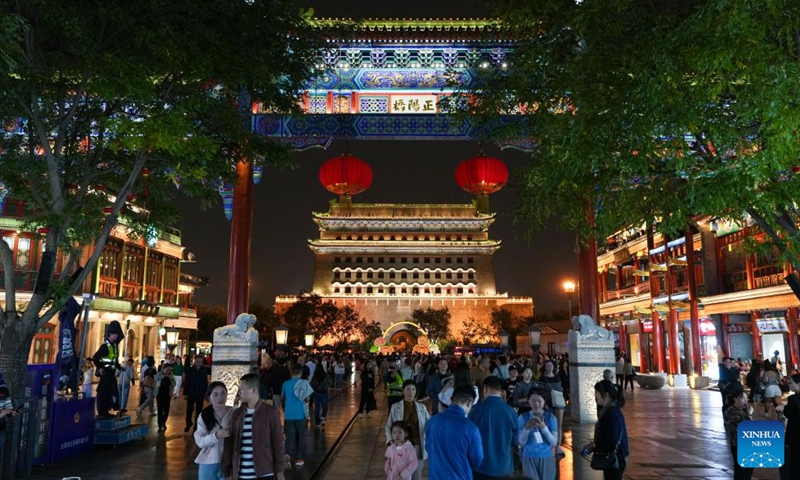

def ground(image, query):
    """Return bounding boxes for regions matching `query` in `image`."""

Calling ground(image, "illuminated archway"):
[373,321,437,355]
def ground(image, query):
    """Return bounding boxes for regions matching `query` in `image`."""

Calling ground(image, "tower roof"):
[316,18,518,45]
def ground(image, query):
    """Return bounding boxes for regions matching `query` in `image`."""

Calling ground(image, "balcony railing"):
[606,282,651,300]
[724,264,784,292]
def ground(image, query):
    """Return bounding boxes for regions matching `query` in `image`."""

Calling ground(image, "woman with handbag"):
[581,380,629,480]
[539,360,566,456]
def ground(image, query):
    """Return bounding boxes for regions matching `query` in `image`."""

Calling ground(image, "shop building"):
[597,218,800,378]
[0,199,204,366]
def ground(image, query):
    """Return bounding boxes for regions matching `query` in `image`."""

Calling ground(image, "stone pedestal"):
[689,375,710,389]
[568,329,615,424]
[211,314,259,406]
[669,373,688,388]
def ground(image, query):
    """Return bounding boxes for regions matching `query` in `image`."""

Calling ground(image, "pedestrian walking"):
[425,358,452,415]
[622,358,635,392]
[723,383,753,480]
[282,364,311,469]
[310,364,329,429]
[116,358,134,412]
[333,358,345,390]
[172,356,184,398]
[357,359,378,418]
[469,376,518,480]
[222,374,286,480]
[511,366,539,415]
[194,381,232,480]
[518,388,558,480]
[582,380,630,480]
[185,355,209,432]
[155,364,175,431]
[135,367,156,417]
[385,380,429,480]
[540,360,566,456]
[776,373,800,480]
[424,384,483,480]
[82,358,94,399]
[385,421,418,480]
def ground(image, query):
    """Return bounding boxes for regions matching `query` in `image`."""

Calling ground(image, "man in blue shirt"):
[282,364,310,469]
[468,376,518,479]
[425,384,484,480]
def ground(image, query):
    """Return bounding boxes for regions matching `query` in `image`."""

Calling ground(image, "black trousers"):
[186,395,204,428]
[157,395,171,428]
[96,375,118,416]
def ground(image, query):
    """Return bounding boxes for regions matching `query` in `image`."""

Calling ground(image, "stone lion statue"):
[572,314,613,341]
[214,313,257,341]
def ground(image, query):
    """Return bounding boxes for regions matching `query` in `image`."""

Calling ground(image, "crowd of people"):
[719,352,799,480]
[180,350,628,480]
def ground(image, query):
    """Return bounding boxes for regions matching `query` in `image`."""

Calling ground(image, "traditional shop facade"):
[597,218,800,378]
[0,200,204,366]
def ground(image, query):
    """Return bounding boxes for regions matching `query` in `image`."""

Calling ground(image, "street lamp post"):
[165,328,180,356]
[498,330,509,348]
[274,324,288,357]
[304,330,315,349]
[528,324,542,359]
[563,280,576,318]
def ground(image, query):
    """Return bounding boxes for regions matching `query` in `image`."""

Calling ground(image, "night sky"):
[176,1,578,314]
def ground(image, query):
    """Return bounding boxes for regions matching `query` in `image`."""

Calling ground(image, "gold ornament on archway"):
[379,345,395,355]
[413,344,430,355]
[417,336,430,346]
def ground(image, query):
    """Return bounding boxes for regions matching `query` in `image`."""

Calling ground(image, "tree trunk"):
[0,311,36,402]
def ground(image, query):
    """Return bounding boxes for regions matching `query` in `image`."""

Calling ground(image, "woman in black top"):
[582,380,629,480]
[357,359,378,418]
[777,373,800,480]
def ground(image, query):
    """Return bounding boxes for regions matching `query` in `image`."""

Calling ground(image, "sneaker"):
[320,417,326,426]
[295,460,305,468]
[285,454,292,469]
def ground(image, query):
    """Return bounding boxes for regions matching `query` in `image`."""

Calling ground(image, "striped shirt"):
[239,408,257,480]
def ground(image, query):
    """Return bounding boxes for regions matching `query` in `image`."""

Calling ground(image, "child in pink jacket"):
[385,421,418,480]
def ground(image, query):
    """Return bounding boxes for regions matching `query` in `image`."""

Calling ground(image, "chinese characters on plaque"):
[390,95,437,114]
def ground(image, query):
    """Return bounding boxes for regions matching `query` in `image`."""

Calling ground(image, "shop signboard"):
[756,318,789,333]
[726,323,753,333]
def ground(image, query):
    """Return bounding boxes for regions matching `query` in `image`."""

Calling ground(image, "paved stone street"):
[26,380,787,480]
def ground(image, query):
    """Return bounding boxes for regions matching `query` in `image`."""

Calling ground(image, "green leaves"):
[462,0,800,261]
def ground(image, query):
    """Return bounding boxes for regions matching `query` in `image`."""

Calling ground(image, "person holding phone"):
[194,381,232,480]
[0,384,19,468]
[517,388,558,480]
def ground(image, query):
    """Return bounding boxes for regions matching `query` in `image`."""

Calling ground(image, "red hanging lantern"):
[37,227,49,235]
[142,168,151,178]
[455,154,508,195]
[455,154,508,213]
[319,154,373,197]
[102,206,114,215]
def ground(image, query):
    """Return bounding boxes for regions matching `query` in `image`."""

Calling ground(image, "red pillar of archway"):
[226,160,254,325]
[578,205,600,321]
[685,229,703,375]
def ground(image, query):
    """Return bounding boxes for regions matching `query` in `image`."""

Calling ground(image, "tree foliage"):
[411,307,451,341]
[463,0,800,266]
[0,0,333,399]
[357,319,384,346]
[459,316,498,345]
[196,305,228,343]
